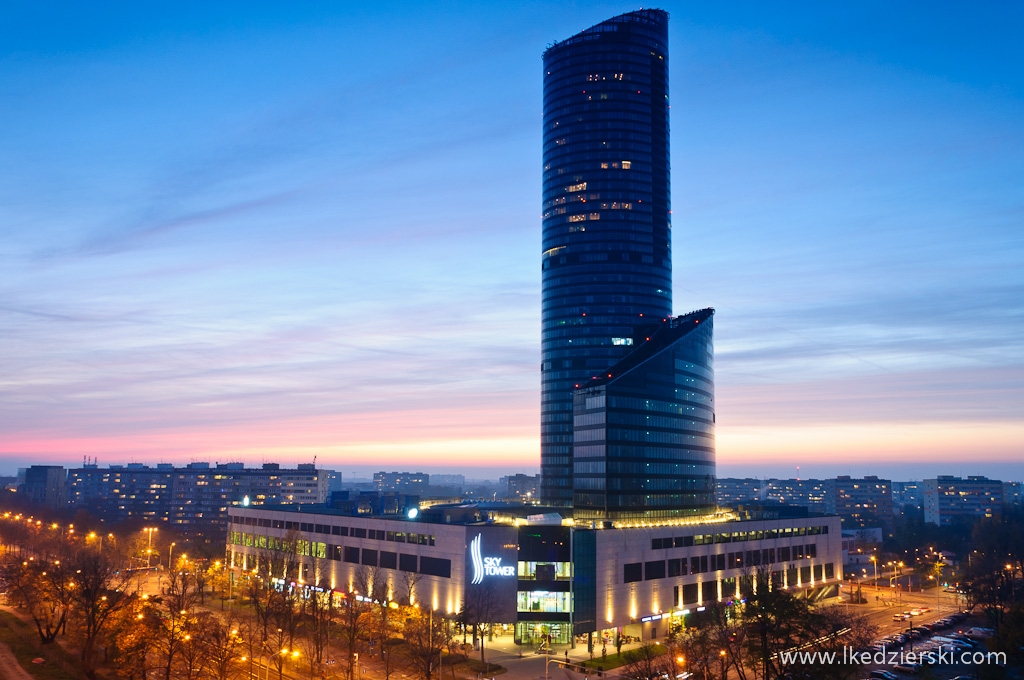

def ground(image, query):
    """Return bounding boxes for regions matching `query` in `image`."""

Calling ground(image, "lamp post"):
[870,556,878,591]
[168,542,176,568]
[143,528,157,567]
[263,649,288,680]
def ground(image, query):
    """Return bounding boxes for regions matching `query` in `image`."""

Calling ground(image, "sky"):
[1,2,1022,481]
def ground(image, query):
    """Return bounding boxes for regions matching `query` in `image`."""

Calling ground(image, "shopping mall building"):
[226,503,842,647]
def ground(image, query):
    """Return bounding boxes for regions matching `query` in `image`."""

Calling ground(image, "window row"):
[229,518,435,545]
[651,526,827,550]
[624,545,823,583]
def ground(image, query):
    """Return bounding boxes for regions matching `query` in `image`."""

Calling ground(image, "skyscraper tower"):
[541,10,674,505]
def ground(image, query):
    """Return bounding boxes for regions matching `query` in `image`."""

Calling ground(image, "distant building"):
[373,471,429,495]
[500,474,540,501]
[430,474,465,491]
[19,465,67,510]
[826,476,893,532]
[1003,481,1022,506]
[716,478,769,507]
[67,462,330,533]
[923,475,1003,525]
[891,481,923,512]
[764,479,829,513]
[841,528,884,569]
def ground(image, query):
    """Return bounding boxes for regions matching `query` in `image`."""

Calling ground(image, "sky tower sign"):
[469,534,515,584]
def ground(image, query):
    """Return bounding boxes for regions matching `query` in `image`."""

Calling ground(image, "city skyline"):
[2,2,1022,480]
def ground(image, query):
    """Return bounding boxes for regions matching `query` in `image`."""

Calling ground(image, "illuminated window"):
[612,338,633,346]
[622,161,631,169]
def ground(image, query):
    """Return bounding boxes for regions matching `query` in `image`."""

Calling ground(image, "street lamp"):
[263,649,290,680]
[870,556,878,590]
[168,542,176,568]
[143,528,157,567]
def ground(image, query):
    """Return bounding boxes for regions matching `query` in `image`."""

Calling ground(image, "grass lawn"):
[460,658,507,676]
[0,612,81,680]
[580,644,668,671]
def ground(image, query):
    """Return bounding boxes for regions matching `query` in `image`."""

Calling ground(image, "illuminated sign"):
[470,535,515,585]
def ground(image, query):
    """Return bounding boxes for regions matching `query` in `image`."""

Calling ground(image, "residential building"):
[891,481,923,512]
[67,462,330,532]
[373,471,429,495]
[716,478,770,508]
[923,475,1003,525]
[1003,481,1022,506]
[430,474,465,491]
[18,465,67,510]
[500,474,540,500]
[826,475,893,531]
[764,479,829,512]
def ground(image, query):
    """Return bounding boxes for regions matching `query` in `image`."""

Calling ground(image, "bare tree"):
[397,569,423,606]
[247,531,302,641]
[336,589,369,680]
[105,597,161,680]
[66,550,138,680]
[204,612,245,680]
[620,642,673,680]
[155,563,201,680]
[238,616,264,680]
[403,608,453,680]
[369,599,404,680]
[460,581,502,668]
[353,563,382,601]
[0,555,73,643]
[178,611,217,680]
[300,567,336,678]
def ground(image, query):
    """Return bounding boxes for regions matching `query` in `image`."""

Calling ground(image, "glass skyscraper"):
[541,10,674,505]
[572,309,717,521]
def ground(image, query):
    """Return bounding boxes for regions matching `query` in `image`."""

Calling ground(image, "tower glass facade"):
[572,309,717,521]
[541,10,673,505]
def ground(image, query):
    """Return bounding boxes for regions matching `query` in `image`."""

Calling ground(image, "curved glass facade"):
[541,10,673,505]
[572,309,717,521]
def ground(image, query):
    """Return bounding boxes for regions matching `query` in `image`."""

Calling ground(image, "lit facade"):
[226,504,842,644]
[541,9,673,505]
[923,475,1003,525]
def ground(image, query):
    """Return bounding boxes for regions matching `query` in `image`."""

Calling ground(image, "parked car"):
[870,671,898,680]
[893,663,920,674]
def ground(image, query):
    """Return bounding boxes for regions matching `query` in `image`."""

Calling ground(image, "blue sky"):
[1,2,1022,480]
